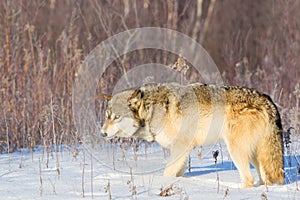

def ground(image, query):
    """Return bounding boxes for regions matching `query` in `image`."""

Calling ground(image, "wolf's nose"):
[100,130,107,137]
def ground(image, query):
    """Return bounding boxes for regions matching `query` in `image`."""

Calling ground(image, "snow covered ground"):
[0,141,299,200]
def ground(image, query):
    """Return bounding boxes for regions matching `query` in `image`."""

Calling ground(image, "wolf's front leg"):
[163,141,192,177]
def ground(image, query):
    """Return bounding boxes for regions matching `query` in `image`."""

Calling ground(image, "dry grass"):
[0,0,299,154]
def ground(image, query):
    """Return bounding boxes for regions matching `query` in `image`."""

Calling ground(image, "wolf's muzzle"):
[100,130,107,137]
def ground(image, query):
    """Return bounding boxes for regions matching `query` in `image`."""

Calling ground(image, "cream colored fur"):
[101,83,284,188]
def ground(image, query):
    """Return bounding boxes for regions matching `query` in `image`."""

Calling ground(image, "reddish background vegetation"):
[0,0,299,152]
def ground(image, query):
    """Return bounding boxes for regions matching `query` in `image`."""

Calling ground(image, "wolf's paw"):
[241,177,254,188]
[263,179,272,186]
[241,182,254,188]
[253,180,263,187]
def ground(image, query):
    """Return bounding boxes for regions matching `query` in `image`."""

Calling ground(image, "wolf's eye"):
[115,115,120,120]
[105,110,112,119]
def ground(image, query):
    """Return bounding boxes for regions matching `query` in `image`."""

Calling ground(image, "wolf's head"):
[101,90,139,139]
[101,88,156,142]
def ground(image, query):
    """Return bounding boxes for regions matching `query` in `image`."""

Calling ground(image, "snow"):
[0,141,299,200]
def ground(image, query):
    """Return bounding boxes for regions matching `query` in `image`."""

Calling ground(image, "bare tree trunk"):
[192,0,203,40]
[200,0,216,43]
[191,0,216,43]
[3,0,11,82]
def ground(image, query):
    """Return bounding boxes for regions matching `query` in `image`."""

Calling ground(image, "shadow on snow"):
[185,155,300,185]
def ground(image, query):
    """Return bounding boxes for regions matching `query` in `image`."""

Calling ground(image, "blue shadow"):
[185,161,239,177]
[185,155,300,185]
[284,155,300,184]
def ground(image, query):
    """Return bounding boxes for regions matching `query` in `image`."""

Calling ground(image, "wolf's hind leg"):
[226,142,254,188]
[250,156,264,185]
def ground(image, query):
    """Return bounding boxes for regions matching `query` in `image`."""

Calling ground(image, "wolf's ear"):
[128,89,144,111]
[103,94,112,101]
[130,89,144,100]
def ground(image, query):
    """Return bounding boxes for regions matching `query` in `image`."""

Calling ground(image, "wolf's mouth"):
[106,129,129,140]
[105,135,116,140]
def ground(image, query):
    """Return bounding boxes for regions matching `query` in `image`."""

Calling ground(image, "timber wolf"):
[101,83,284,188]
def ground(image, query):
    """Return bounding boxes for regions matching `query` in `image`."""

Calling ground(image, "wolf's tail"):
[258,95,284,185]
